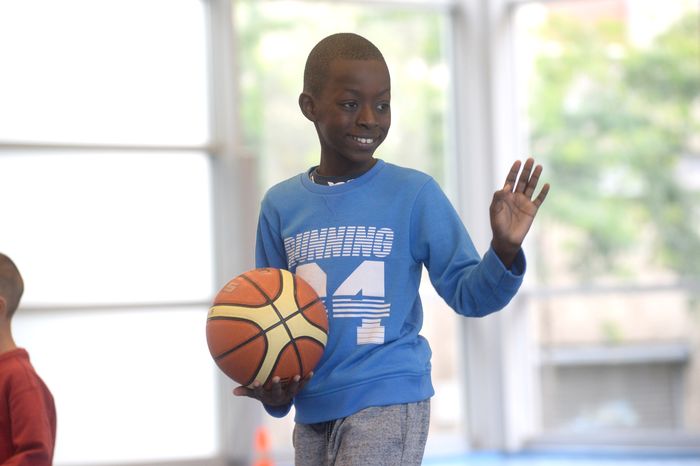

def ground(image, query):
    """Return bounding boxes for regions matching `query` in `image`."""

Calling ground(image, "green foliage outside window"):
[529,12,700,284]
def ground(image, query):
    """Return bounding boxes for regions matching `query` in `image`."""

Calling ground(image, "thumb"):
[233,386,249,396]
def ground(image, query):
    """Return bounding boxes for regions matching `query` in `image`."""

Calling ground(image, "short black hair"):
[303,32,387,97]
[0,253,24,318]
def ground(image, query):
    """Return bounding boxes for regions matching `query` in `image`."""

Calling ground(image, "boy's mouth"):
[351,136,376,144]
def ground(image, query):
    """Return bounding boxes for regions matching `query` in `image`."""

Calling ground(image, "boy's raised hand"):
[490,158,550,268]
[233,372,313,407]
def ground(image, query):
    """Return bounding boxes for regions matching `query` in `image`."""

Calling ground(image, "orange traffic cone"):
[252,426,274,466]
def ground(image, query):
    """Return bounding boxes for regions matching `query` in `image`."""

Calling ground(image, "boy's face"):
[305,58,391,176]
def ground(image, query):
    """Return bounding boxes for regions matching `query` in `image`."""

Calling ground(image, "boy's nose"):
[357,105,378,128]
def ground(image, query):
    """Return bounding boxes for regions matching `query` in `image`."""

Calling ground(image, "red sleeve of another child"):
[3,374,56,466]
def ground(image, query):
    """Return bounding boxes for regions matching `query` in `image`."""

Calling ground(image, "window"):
[0,1,218,463]
[0,0,209,146]
[514,0,700,445]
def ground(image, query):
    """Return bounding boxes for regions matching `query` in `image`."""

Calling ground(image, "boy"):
[0,253,57,465]
[234,33,549,465]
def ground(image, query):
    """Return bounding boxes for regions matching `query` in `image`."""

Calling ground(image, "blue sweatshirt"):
[255,159,525,424]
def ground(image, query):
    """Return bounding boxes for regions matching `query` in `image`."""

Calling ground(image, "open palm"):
[490,158,550,267]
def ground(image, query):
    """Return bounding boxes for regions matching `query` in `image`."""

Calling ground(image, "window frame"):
[456,0,700,451]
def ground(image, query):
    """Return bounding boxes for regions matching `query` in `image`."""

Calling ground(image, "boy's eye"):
[340,102,358,110]
[377,102,390,112]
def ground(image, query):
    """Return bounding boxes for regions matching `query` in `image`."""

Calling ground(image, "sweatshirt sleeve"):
[6,385,55,466]
[410,178,525,317]
[255,199,289,270]
[254,197,294,418]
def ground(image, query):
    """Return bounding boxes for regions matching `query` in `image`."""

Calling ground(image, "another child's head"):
[299,33,391,176]
[0,253,24,322]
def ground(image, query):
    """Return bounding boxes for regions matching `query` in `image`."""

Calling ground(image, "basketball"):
[206,267,328,388]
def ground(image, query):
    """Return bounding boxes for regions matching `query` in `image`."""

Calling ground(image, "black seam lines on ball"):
[244,269,284,301]
[211,317,266,361]
[242,271,292,339]
[209,296,325,361]
[243,271,304,377]
[213,271,326,383]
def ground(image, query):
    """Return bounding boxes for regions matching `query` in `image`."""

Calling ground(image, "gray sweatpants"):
[292,400,430,466]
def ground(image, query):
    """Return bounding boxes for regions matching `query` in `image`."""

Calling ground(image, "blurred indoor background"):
[0,0,698,465]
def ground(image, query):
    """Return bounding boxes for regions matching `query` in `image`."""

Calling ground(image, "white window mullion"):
[452,0,536,451]
[206,0,263,464]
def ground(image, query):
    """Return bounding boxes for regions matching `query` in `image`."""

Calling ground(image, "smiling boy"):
[303,56,390,177]
[234,32,549,465]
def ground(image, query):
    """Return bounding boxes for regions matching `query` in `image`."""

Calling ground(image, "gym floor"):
[422,452,700,466]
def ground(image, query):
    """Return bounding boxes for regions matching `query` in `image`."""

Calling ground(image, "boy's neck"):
[310,168,356,186]
[0,325,17,354]
[317,157,377,178]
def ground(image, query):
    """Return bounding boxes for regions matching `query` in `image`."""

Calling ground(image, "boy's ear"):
[298,92,317,122]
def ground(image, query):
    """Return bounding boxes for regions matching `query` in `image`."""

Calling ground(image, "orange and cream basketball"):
[206,268,328,388]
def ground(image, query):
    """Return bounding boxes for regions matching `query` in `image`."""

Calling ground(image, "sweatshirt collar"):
[301,159,386,194]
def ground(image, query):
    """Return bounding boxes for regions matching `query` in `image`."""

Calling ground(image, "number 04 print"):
[296,260,390,345]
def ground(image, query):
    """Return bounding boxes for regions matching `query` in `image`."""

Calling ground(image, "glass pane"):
[515,0,700,440]
[234,0,460,460]
[0,151,213,305]
[236,0,452,187]
[0,0,209,145]
[12,307,217,464]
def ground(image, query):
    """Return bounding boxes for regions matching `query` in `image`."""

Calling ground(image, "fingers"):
[232,385,252,397]
[533,182,550,208]
[515,158,534,194]
[297,371,314,392]
[231,378,275,401]
[251,380,265,400]
[285,375,302,396]
[268,376,284,400]
[505,158,546,201]
[232,373,314,403]
[281,372,313,397]
[523,163,542,198]
[503,160,521,190]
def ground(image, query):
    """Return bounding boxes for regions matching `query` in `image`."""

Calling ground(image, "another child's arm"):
[6,386,54,466]
[489,158,550,268]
